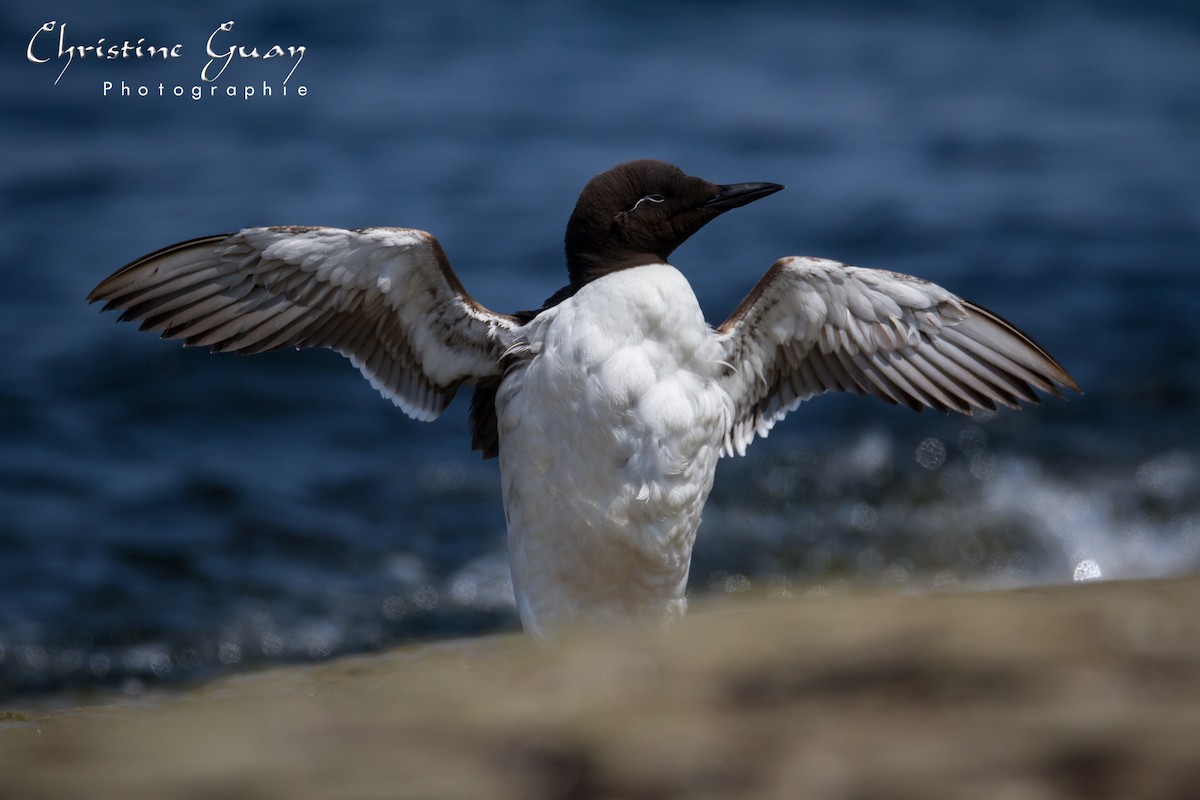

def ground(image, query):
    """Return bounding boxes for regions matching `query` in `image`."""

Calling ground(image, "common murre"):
[88,159,1079,637]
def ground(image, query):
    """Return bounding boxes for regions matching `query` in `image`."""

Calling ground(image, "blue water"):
[2,0,1198,701]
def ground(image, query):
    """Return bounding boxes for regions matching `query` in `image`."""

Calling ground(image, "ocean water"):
[1,0,1198,701]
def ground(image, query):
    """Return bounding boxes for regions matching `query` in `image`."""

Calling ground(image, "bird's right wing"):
[88,226,520,422]
[715,256,1080,456]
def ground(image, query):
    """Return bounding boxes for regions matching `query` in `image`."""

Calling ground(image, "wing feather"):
[716,256,1079,456]
[89,226,519,421]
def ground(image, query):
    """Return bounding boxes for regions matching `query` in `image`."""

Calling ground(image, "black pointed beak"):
[702,181,785,211]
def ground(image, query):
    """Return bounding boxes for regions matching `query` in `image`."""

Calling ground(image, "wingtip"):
[1041,363,1081,398]
[85,280,115,306]
[960,299,1082,402]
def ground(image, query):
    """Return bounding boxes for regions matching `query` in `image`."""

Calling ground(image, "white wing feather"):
[89,226,518,422]
[716,256,1080,456]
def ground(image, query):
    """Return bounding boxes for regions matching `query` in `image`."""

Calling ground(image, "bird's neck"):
[566,250,665,290]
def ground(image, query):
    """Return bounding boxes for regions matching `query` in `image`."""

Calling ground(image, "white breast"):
[495,265,732,636]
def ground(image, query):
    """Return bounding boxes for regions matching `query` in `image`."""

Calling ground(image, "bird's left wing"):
[715,256,1080,457]
[88,226,520,422]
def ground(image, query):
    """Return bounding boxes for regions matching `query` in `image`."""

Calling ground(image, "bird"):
[88,159,1079,638]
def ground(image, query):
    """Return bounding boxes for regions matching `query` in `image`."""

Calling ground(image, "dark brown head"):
[563,159,783,287]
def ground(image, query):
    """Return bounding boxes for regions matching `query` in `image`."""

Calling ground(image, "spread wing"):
[716,256,1080,457]
[88,226,520,422]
